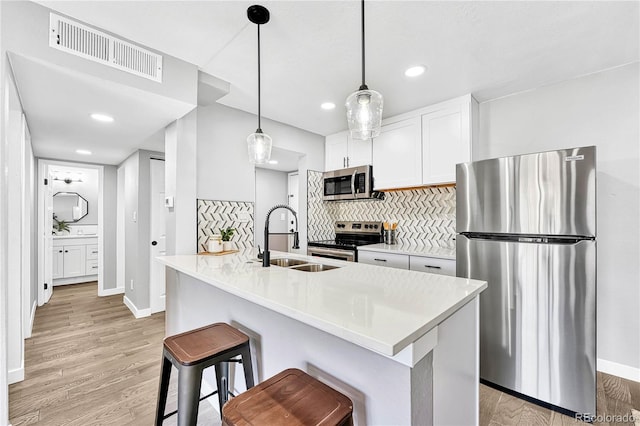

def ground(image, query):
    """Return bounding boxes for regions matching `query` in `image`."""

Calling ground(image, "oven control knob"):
[374,224,379,229]
[364,224,369,229]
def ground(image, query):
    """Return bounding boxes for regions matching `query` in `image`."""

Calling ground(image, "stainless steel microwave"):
[322,165,374,201]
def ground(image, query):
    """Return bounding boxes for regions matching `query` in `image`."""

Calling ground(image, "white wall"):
[255,168,289,248]
[477,62,640,377]
[102,165,117,290]
[6,62,24,385]
[121,149,164,314]
[195,103,324,251]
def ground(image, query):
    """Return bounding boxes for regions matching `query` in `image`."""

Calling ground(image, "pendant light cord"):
[361,0,366,88]
[257,23,262,130]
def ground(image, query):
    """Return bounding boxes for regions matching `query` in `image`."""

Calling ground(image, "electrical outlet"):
[238,212,251,223]
[132,211,137,222]
[130,279,134,290]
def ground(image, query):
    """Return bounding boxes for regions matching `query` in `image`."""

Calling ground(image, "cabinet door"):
[325,131,349,171]
[52,247,64,279]
[347,134,372,167]
[372,117,422,190]
[63,246,86,278]
[358,250,409,270]
[422,102,470,184]
[409,256,456,276]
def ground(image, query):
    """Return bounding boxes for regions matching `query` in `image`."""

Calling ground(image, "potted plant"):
[219,227,236,251]
[53,214,70,235]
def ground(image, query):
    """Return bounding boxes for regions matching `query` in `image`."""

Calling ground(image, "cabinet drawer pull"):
[59,250,63,253]
[64,250,68,253]
[424,265,441,269]
[374,258,387,262]
[91,266,98,270]
[91,251,98,254]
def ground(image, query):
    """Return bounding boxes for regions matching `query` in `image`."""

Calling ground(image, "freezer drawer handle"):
[424,265,441,269]
[374,258,387,262]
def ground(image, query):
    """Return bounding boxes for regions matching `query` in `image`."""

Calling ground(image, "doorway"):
[37,160,105,305]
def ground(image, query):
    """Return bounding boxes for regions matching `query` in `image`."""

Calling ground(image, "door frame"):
[37,159,105,304]
[149,158,166,314]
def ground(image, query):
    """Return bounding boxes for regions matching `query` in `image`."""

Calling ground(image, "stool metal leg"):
[215,362,230,418]
[155,354,172,425]
[240,344,255,389]
[177,364,203,426]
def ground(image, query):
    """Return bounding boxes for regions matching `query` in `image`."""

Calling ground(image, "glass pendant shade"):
[346,87,383,140]
[247,130,272,164]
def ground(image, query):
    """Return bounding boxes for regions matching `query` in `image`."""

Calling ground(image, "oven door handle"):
[308,247,355,261]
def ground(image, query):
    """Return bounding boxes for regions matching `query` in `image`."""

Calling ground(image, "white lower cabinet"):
[409,255,456,276]
[359,249,456,276]
[358,250,409,269]
[53,237,98,285]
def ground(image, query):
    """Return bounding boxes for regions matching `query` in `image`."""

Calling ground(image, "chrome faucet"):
[263,204,299,267]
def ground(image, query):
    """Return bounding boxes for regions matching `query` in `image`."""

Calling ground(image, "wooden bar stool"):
[222,368,353,426]
[155,323,255,426]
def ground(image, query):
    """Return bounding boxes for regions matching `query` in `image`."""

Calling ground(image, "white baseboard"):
[8,366,24,385]
[123,295,151,319]
[53,275,98,286]
[25,301,37,339]
[99,287,125,297]
[598,358,640,383]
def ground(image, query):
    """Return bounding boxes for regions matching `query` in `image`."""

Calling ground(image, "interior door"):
[149,159,166,314]
[43,167,54,303]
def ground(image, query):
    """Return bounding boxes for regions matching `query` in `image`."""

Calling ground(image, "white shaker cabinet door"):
[422,102,471,185]
[372,117,422,190]
[63,245,86,278]
[346,134,372,168]
[52,247,64,279]
[325,131,349,171]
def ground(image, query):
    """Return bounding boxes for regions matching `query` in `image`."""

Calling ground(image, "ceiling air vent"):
[49,13,163,83]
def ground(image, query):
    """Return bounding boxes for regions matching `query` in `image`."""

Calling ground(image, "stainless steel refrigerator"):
[456,146,596,416]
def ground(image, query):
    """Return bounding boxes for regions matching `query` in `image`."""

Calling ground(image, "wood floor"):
[9,283,218,425]
[9,282,640,426]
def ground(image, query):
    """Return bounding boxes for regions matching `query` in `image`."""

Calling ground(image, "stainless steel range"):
[307,221,383,262]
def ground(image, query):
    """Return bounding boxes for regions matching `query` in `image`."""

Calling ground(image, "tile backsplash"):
[197,199,254,252]
[307,171,456,247]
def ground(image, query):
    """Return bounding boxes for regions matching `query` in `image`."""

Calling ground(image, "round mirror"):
[53,192,88,222]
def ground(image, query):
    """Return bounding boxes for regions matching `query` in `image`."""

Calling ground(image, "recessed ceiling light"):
[268,160,278,165]
[321,102,336,110]
[90,113,114,123]
[404,65,426,77]
[76,149,92,155]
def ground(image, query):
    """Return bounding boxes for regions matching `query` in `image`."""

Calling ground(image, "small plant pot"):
[223,241,234,251]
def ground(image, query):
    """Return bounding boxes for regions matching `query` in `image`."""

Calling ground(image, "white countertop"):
[157,251,485,357]
[359,243,456,260]
[52,234,97,240]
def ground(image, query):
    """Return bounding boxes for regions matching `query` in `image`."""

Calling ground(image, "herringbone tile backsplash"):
[307,171,456,247]
[197,199,254,252]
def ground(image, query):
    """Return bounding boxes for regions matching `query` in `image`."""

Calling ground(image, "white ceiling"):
[18,0,640,164]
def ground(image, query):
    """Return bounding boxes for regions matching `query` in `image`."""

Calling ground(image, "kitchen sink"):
[270,258,308,267]
[289,263,339,272]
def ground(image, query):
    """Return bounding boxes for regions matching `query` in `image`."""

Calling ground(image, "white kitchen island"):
[157,251,486,426]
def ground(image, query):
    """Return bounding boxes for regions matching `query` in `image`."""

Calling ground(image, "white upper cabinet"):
[325,131,372,171]
[366,94,477,190]
[372,117,422,190]
[422,99,473,185]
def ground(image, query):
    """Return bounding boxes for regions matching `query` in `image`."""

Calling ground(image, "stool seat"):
[164,323,249,366]
[156,323,254,425]
[222,368,353,426]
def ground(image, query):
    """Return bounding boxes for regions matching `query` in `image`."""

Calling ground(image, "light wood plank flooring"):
[9,283,218,425]
[9,282,640,425]
[480,373,640,426]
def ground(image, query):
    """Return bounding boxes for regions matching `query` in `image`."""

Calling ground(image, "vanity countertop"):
[52,234,97,240]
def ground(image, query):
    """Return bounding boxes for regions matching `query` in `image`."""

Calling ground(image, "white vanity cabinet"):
[52,236,98,285]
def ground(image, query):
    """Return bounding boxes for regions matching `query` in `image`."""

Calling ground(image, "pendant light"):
[346,0,383,140]
[247,5,272,164]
